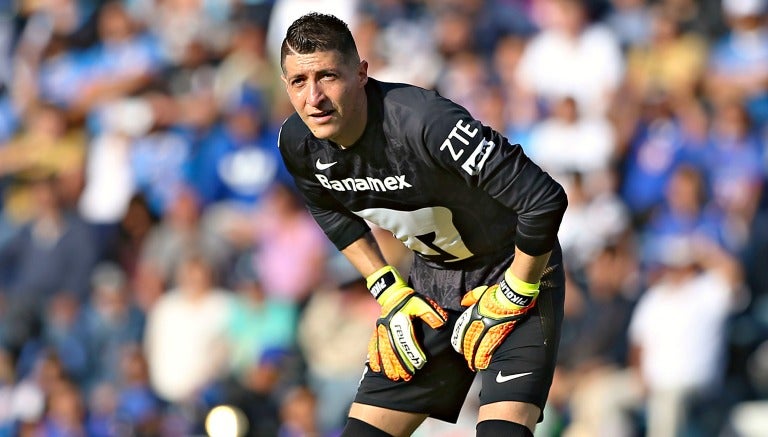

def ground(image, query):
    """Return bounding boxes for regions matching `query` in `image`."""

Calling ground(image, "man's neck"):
[337,89,369,148]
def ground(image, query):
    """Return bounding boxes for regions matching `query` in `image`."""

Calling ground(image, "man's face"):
[282,50,368,146]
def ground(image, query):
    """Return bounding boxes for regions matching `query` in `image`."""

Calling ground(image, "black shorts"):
[353,248,565,423]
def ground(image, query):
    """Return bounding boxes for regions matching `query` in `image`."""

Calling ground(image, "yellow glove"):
[366,266,448,381]
[451,269,539,371]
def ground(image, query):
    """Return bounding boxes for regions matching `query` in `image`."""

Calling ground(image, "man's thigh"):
[353,310,477,424]
[478,276,566,418]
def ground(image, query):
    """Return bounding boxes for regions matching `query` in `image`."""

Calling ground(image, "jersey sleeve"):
[415,94,567,256]
[278,117,370,250]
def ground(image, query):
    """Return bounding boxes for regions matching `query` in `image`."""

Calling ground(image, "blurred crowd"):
[0,0,766,436]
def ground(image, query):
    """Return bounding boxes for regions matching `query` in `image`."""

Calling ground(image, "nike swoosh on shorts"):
[496,371,533,383]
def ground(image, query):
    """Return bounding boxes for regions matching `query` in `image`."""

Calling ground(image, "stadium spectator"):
[187,85,287,211]
[354,7,442,89]
[69,1,162,118]
[214,20,277,108]
[491,34,538,150]
[77,97,150,261]
[113,344,164,435]
[703,98,765,254]
[557,171,630,270]
[247,182,329,304]
[143,252,232,405]
[619,92,687,220]
[558,240,642,436]
[640,163,726,269]
[39,293,90,386]
[130,0,233,66]
[82,262,145,385]
[0,175,98,358]
[128,100,192,218]
[745,204,768,305]
[623,4,708,103]
[224,251,297,381]
[135,185,231,309]
[7,351,68,434]
[435,51,494,118]
[111,194,156,280]
[216,347,287,437]
[0,348,17,433]
[37,378,87,437]
[527,96,617,181]
[0,102,86,224]
[628,235,745,436]
[656,0,727,39]
[516,0,624,116]
[706,0,768,125]
[297,253,378,434]
[603,0,654,49]
[277,385,324,437]
[85,344,165,436]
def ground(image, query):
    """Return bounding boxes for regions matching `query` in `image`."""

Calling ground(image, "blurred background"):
[0,0,766,435]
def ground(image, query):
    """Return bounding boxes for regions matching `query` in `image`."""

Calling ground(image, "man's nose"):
[306,81,325,107]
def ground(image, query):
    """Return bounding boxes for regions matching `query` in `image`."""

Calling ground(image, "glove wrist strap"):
[499,269,539,308]
[366,265,400,300]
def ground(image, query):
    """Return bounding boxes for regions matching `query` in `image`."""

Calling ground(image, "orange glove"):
[366,266,448,381]
[451,269,539,371]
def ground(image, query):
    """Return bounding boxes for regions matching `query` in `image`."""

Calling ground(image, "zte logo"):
[440,119,495,176]
[315,174,412,192]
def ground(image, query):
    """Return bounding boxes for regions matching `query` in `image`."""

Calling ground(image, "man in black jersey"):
[278,13,567,437]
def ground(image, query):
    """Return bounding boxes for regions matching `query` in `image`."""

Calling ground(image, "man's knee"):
[341,418,392,437]
[346,402,427,436]
[476,419,533,437]
[477,400,540,429]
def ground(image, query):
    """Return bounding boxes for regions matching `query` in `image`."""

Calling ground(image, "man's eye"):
[322,73,337,80]
[291,79,305,87]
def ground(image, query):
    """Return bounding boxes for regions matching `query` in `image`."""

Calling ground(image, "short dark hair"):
[280,13,359,72]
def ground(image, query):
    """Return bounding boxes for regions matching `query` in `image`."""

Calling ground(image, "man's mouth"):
[310,109,335,120]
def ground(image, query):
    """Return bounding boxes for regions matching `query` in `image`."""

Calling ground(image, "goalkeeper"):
[277,13,567,437]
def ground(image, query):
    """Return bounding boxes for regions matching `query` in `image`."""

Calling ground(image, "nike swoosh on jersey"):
[496,371,532,383]
[315,159,338,170]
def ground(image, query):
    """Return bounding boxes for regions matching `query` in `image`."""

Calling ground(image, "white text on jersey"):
[440,119,478,161]
[315,174,413,192]
[462,138,495,176]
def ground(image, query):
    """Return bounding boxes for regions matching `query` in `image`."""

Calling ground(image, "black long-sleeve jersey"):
[279,79,567,270]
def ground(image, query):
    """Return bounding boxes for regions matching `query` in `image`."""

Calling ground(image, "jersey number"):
[354,206,474,263]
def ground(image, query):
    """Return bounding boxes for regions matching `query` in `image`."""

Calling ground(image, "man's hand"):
[451,269,539,371]
[367,266,448,381]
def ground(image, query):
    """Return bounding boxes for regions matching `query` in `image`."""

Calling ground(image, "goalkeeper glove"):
[366,266,448,381]
[451,268,539,371]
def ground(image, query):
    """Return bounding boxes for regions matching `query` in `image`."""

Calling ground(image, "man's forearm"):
[509,247,552,284]
[341,232,388,278]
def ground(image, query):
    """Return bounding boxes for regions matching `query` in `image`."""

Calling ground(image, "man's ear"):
[358,60,369,87]
[280,74,288,88]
